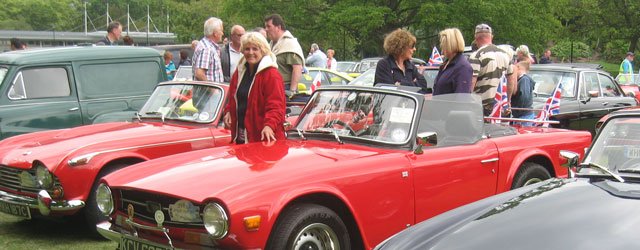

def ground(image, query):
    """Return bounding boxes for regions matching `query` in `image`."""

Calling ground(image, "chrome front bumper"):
[0,189,85,216]
[97,220,124,242]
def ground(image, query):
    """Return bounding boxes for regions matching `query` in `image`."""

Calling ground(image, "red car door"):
[410,139,499,222]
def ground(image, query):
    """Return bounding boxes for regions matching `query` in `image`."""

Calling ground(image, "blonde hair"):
[240,32,272,56]
[383,29,416,57]
[439,28,465,54]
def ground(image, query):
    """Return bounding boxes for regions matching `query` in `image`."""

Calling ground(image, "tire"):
[511,162,551,189]
[266,203,351,250]
[84,163,129,236]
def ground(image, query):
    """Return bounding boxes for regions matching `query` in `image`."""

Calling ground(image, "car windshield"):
[139,84,223,123]
[584,117,640,173]
[174,66,193,81]
[530,70,576,98]
[349,68,375,86]
[295,89,417,144]
[337,62,355,72]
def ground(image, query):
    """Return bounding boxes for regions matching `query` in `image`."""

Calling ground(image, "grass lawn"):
[0,213,117,249]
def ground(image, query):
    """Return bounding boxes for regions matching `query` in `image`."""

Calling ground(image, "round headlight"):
[202,203,228,239]
[96,183,114,216]
[35,165,53,189]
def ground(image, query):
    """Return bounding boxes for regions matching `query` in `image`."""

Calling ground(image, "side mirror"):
[560,150,580,178]
[588,90,599,97]
[283,121,292,131]
[414,132,437,154]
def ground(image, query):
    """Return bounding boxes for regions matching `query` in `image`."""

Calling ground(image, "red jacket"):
[225,54,286,143]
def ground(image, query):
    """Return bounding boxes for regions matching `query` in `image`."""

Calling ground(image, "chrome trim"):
[97,221,124,242]
[481,158,499,164]
[125,218,174,248]
[0,189,84,215]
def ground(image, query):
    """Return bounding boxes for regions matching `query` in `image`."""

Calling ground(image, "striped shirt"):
[469,44,514,114]
[192,38,224,82]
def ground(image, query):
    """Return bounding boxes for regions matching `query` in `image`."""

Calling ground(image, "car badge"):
[22,151,32,156]
[127,204,135,219]
[154,210,165,226]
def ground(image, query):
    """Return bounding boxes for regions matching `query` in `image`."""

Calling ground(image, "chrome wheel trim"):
[292,222,340,250]
[523,177,543,186]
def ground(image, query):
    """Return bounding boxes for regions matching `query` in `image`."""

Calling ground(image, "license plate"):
[0,200,31,219]
[626,147,640,158]
[119,235,171,250]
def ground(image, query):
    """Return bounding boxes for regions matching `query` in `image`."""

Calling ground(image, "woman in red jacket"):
[223,32,286,144]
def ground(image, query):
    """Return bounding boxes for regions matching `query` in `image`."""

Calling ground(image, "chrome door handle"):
[68,107,79,111]
[481,158,499,164]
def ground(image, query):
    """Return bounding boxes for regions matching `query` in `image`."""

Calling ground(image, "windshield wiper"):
[296,128,306,140]
[135,112,141,122]
[144,111,166,123]
[579,162,625,183]
[307,128,343,144]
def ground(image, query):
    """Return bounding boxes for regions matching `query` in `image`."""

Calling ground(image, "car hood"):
[103,140,398,202]
[0,121,209,170]
[377,178,640,250]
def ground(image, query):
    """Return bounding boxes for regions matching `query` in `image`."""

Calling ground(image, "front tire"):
[511,162,551,189]
[84,163,129,236]
[266,203,350,250]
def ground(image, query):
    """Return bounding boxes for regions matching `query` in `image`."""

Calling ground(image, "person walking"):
[619,52,635,84]
[223,32,286,144]
[96,21,122,46]
[221,25,245,82]
[433,28,473,95]
[192,17,225,82]
[264,14,305,98]
[374,29,429,94]
[469,23,515,116]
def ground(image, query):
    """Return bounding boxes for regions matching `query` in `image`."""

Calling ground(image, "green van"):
[0,46,166,139]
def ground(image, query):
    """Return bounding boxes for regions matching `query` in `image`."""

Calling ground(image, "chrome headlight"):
[35,165,53,189]
[96,183,114,216]
[202,203,228,239]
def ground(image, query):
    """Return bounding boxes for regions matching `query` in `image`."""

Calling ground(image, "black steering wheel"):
[324,119,356,135]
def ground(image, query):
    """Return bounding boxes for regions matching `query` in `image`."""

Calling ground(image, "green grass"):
[595,60,619,77]
[0,213,117,250]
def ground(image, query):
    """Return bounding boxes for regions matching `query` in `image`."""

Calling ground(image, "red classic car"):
[96,87,591,249]
[0,81,230,230]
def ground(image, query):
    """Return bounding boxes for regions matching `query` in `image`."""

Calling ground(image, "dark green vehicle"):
[0,46,166,138]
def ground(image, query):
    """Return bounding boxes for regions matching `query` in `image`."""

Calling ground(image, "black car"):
[530,63,637,134]
[375,110,640,250]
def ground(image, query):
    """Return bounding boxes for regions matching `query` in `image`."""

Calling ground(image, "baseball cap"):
[627,52,635,56]
[475,23,492,34]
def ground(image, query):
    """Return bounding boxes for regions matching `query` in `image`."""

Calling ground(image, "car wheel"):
[511,162,551,189]
[84,163,129,235]
[266,203,350,250]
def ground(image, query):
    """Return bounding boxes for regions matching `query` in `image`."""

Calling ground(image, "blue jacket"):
[433,53,473,95]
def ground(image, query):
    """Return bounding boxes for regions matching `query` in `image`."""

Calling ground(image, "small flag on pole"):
[428,47,444,66]
[490,73,509,122]
[310,72,322,93]
[535,82,562,127]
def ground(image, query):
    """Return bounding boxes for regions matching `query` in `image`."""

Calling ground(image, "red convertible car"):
[0,81,230,229]
[96,87,591,249]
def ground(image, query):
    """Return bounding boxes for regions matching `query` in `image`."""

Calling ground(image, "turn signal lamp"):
[51,186,64,199]
[243,215,261,231]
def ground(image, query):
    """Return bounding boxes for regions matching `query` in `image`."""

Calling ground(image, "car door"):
[410,139,499,222]
[578,71,610,132]
[0,66,81,139]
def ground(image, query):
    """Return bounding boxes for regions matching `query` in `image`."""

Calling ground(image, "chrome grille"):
[0,165,61,195]
[118,189,203,227]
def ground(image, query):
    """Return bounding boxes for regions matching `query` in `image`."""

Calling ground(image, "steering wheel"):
[323,119,356,136]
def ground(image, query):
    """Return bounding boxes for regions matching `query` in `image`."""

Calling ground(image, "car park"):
[375,110,640,250]
[0,46,166,139]
[530,63,637,134]
[96,87,590,249]
[0,81,231,231]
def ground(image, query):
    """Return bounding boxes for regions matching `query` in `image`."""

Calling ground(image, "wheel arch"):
[503,150,555,191]
[80,157,146,200]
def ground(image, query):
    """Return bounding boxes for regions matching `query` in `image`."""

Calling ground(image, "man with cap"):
[468,23,515,116]
[619,52,635,84]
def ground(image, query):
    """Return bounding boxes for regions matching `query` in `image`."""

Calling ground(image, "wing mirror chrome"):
[560,150,580,178]
[414,132,437,155]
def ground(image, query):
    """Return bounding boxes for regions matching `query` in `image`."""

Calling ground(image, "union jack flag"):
[535,82,562,127]
[490,73,510,122]
[428,47,444,66]
[310,71,322,93]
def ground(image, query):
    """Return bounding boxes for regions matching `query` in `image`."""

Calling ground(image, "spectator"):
[511,61,536,124]
[164,51,176,80]
[374,29,429,94]
[619,52,635,84]
[264,14,305,98]
[327,48,337,71]
[10,38,26,50]
[253,27,267,38]
[223,32,286,144]
[178,49,192,67]
[306,43,328,68]
[433,28,473,95]
[192,17,225,82]
[123,35,134,46]
[221,25,245,82]
[539,49,553,64]
[516,45,535,64]
[96,21,122,46]
[469,23,515,116]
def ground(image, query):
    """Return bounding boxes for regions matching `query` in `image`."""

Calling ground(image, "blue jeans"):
[513,112,536,126]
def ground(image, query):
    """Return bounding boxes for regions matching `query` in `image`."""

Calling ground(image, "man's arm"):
[290,64,303,91]
[194,68,207,81]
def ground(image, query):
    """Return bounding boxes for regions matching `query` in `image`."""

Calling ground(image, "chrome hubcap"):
[523,177,543,186]
[292,223,340,250]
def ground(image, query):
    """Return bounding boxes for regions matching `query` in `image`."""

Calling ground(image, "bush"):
[603,40,629,61]
[552,41,591,61]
